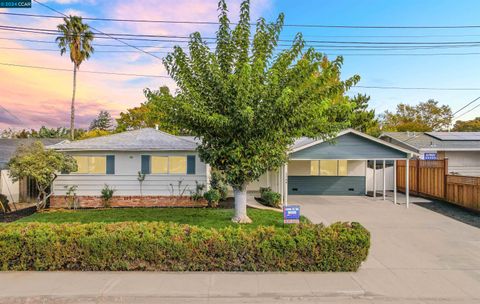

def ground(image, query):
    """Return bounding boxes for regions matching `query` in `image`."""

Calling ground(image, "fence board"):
[396,158,480,212]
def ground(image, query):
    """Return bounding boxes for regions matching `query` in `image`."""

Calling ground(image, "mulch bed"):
[0,206,37,223]
[218,197,234,209]
[415,200,480,229]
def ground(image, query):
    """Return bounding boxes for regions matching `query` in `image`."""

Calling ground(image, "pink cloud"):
[0,0,272,130]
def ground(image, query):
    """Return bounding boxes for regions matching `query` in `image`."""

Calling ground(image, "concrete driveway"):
[290,195,480,300]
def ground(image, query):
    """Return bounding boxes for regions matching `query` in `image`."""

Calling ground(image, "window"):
[310,160,319,176]
[151,156,168,174]
[169,156,187,174]
[73,156,106,174]
[310,160,348,176]
[338,160,348,176]
[320,160,337,176]
[146,156,188,174]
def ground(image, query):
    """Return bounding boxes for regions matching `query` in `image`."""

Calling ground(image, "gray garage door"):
[288,176,365,196]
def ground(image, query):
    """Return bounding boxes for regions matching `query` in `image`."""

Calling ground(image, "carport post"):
[364,160,368,195]
[373,160,377,198]
[406,158,410,208]
[393,160,397,204]
[382,160,386,200]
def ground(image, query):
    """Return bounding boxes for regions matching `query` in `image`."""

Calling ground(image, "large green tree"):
[8,142,77,210]
[452,117,480,131]
[380,99,452,132]
[158,0,359,223]
[116,86,181,134]
[89,110,113,131]
[56,16,94,141]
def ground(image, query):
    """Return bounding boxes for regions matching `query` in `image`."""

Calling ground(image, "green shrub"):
[203,189,221,208]
[0,194,11,214]
[0,221,370,271]
[100,184,115,208]
[210,169,228,200]
[259,188,281,208]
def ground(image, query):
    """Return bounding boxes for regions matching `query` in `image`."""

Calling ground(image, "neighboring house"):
[380,132,480,176]
[49,128,415,208]
[48,128,208,208]
[0,138,64,203]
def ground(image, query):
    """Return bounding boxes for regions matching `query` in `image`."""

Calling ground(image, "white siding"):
[0,170,19,202]
[445,151,480,176]
[53,151,207,196]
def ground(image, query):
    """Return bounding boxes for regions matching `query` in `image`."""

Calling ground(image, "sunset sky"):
[1,0,480,130]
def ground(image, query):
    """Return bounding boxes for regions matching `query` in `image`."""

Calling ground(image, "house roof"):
[380,132,480,152]
[48,128,198,152]
[291,128,417,156]
[0,138,64,170]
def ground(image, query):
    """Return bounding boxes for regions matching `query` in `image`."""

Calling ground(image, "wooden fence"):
[396,159,480,213]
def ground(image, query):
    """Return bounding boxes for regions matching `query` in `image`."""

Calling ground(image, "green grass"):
[16,208,308,229]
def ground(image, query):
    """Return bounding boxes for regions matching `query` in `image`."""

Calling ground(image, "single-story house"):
[49,128,416,208]
[0,138,64,203]
[380,131,480,176]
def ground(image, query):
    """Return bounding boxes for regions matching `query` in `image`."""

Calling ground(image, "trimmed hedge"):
[0,222,370,271]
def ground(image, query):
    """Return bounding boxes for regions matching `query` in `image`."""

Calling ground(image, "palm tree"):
[56,16,94,140]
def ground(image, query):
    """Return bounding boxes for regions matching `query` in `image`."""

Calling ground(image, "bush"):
[0,221,370,271]
[259,187,281,208]
[0,194,11,214]
[100,184,115,208]
[210,169,228,201]
[204,189,221,208]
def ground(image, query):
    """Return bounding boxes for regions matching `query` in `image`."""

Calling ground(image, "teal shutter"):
[187,155,196,174]
[141,155,151,174]
[106,155,115,174]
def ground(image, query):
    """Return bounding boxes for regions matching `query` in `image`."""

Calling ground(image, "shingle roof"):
[381,132,480,151]
[48,128,198,152]
[0,138,64,169]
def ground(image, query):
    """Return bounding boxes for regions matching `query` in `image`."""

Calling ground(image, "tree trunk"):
[232,185,252,223]
[70,64,77,141]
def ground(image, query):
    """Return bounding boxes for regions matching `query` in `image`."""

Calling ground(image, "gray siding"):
[53,174,206,196]
[288,176,365,195]
[53,151,207,196]
[291,133,408,160]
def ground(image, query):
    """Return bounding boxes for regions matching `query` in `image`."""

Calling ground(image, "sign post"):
[283,205,300,224]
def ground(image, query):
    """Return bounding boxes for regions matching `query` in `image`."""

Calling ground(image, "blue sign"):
[0,1,31,8]
[424,153,438,160]
[284,205,300,224]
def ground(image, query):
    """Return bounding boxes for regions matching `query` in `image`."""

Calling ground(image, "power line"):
[455,103,480,120]
[31,0,163,61]
[5,46,480,57]
[452,96,480,116]
[354,85,480,91]
[2,61,480,91]
[0,104,22,123]
[6,24,480,46]
[0,62,170,78]
[6,36,480,51]
[3,11,480,29]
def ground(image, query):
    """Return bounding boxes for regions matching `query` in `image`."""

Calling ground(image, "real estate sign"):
[283,205,300,224]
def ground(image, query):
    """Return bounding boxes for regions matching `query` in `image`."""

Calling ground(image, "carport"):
[277,129,416,208]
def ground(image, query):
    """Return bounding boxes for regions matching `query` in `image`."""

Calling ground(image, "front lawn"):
[17,207,307,229]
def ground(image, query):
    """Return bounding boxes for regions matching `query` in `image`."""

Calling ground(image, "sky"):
[1,0,480,130]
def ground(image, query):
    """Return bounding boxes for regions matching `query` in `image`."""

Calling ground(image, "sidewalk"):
[0,271,478,303]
